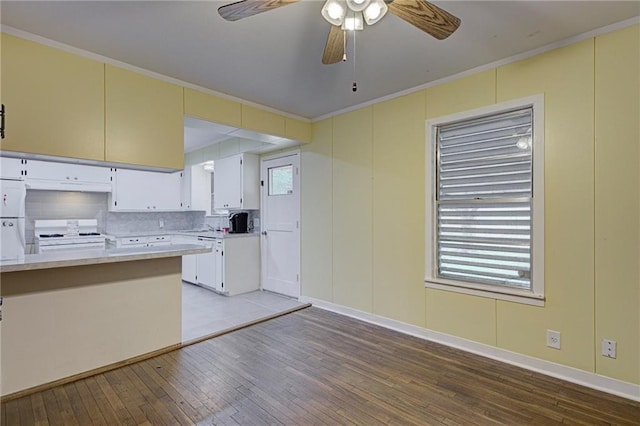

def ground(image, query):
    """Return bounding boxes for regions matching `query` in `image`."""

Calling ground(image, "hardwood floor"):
[3,307,639,425]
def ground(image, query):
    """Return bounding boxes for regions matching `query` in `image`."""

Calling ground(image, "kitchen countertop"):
[107,230,260,239]
[0,244,211,273]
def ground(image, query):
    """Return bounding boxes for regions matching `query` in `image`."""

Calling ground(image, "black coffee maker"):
[229,212,249,233]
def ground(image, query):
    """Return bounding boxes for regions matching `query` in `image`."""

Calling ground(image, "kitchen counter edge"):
[0,244,211,273]
[107,231,260,239]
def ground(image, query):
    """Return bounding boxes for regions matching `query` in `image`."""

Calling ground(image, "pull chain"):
[342,30,347,61]
[352,30,357,92]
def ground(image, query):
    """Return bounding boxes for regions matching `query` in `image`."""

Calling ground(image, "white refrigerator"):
[1,178,26,261]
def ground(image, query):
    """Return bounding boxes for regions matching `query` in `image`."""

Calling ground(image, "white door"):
[261,152,300,298]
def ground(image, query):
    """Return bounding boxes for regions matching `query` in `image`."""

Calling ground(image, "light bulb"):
[352,0,366,4]
[362,0,387,25]
[364,3,381,20]
[327,3,344,20]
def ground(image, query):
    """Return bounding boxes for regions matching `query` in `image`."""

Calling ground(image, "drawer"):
[119,236,148,246]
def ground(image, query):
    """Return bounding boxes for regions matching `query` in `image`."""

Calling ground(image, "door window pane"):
[269,165,293,195]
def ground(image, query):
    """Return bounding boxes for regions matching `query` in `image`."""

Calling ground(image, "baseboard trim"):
[300,296,640,402]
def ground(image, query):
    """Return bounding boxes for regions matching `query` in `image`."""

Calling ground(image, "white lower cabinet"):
[196,251,216,290]
[180,235,259,296]
[182,251,197,283]
[113,235,172,248]
[214,239,224,293]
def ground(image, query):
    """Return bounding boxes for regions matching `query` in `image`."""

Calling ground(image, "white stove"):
[34,219,106,253]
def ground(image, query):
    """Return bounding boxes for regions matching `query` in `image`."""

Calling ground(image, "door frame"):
[260,149,301,297]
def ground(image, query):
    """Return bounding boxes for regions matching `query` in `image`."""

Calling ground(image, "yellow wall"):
[496,39,596,372]
[332,107,374,312]
[594,25,640,383]
[301,119,333,301]
[302,25,640,385]
[372,92,426,326]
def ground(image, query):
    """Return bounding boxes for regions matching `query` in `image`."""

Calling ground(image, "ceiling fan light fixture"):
[342,10,364,31]
[346,0,371,13]
[363,0,387,25]
[321,0,347,26]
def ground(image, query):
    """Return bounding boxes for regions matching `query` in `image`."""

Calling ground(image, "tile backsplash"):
[106,211,206,235]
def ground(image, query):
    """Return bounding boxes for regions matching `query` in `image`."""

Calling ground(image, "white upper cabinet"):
[213,153,259,210]
[180,167,192,210]
[25,159,112,192]
[0,157,27,179]
[110,168,182,211]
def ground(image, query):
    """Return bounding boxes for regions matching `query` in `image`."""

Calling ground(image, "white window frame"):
[425,95,545,306]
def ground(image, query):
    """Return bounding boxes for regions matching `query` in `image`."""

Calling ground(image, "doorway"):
[260,151,300,298]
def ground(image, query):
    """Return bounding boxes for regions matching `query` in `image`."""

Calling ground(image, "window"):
[425,96,544,305]
[268,164,293,195]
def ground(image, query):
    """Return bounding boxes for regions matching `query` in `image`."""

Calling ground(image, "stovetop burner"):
[79,232,101,236]
[39,234,65,238]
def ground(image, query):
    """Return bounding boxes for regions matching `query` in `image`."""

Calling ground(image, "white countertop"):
[107,230,260,239]
[0,244,211,273]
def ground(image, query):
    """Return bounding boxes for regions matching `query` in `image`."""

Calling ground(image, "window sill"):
[425,278,545,307]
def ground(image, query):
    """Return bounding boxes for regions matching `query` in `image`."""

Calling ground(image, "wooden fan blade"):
[322,25,345,65]
[218,0,298,22]
[388,0,461,40]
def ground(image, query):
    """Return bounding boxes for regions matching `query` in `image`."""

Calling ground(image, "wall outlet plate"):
[546,330,561,349]
[602,339,617,358]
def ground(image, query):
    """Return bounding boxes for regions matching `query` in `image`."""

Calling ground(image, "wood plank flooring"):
[3,307,639,425]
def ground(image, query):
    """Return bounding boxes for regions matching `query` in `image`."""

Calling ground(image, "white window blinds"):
[436,108,533,289]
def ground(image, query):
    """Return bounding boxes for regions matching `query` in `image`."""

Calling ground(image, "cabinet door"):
[0,157,26,179]
[196,251,216,290]
[1,34,105,161]
[182,254,197,283]
[180,168,191,210]
[26,160,111,183]
[215,240,224,292]
[190,164,212,214]
[213,155,242,209]
[154,172,182,210]
[105,65,183,170]
[112,169,151,210]
[112,169,181,210]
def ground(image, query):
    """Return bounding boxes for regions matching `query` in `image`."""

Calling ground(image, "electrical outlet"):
[159,218,164,229]
[546,330,561,349]
[602,339,617,359]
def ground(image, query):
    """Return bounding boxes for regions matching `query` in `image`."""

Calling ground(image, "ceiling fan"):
[218,0,461,64]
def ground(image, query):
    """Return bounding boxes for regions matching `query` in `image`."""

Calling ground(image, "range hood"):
[26,179,112,193]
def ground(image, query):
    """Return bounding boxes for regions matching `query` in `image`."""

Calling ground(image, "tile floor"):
[181,282,307,343]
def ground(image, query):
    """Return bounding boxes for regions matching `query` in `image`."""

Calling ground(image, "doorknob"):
[261,231,267,236]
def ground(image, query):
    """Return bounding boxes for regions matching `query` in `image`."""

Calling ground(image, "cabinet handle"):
[1,104,5,139]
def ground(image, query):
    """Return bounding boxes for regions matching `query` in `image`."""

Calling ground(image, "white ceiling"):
[2,1,638,122]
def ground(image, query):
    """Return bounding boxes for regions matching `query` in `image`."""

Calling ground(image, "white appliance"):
[0,178,26,261]
[34,219,106,253]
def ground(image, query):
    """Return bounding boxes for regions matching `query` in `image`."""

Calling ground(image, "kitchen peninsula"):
[0,244,210,398]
